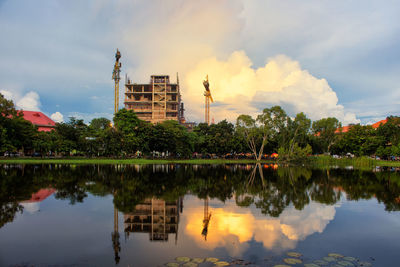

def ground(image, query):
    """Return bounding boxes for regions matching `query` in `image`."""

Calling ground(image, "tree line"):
[1,93,399,160]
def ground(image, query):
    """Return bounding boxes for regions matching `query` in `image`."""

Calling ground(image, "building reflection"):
[20,188,56,213]
[124,197,183,242]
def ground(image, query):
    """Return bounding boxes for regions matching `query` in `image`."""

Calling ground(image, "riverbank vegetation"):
[1,93,400,163]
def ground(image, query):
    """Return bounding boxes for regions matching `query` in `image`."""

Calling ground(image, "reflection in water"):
[0,164,399,265]
[112,204,120,264]
[123,198,182,242]
[20,188,56,214]
[185,199,337,256]
[202,197,211,240]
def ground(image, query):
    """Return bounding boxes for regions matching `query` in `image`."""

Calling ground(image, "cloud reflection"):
[184,199,337,256]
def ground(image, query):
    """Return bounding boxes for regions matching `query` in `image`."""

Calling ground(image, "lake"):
[0,164,399,267]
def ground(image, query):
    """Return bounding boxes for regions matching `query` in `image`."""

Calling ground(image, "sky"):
[0,0,399,125]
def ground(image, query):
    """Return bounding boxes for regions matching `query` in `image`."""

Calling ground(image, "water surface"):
[0,164,399,267]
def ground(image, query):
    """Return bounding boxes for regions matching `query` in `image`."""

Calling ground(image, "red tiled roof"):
[371,119,387,129]
[335,119,388,134]
[335,125,352,133]
[21,188,56,203]
[19,110,55,131]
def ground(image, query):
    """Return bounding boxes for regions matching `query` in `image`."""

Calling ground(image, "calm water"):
[0,164,399,267]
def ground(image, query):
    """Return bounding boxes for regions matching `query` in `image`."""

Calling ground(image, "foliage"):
[1,91,400,161]
[0,93,37,153]
[311,117,340,153]
[193,120,242,155]
[278,142,312,163]
[236,106,289,160]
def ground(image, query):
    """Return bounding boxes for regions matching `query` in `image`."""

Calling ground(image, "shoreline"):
[0,158,274,165]
[1,156,400,168]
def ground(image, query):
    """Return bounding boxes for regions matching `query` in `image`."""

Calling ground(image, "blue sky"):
[0,0,399,124]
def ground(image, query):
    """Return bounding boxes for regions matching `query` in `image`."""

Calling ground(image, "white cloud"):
[16,91,41,111]
[1,89,42,111]
[0,89,14,100]
[117,0,244,80]
[100,1,360,124]
[3,1,395,122]
[20,202,40,214]
[183,52,360,124]
[50,112,64,123]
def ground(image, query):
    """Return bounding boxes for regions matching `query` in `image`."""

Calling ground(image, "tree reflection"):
[0,164,399,230]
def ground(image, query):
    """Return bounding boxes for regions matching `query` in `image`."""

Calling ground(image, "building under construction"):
[124,75,185,124]
[123,198,182,242]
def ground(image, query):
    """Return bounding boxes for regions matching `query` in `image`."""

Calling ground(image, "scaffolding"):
[123,198,182,243]
[124,75,184,124]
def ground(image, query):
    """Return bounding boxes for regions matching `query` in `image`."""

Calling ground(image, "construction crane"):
[201,197,212,240]
[203,75,214,125]
[112,202,120,264]
[112,49,122,114]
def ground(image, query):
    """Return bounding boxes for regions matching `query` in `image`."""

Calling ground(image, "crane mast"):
[203,75,214,125]
[112,49,122,114]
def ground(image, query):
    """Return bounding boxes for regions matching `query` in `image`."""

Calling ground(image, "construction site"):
[124,75,185,124]
[123,198,183,242]
[113,49,212,127]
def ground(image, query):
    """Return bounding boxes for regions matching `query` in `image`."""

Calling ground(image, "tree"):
[237,106,288,160]
[150,120,193,157]
[54,118,88,155]
[236,114,260,159]
[113,109,150,155]
[90,117,111,131]
[332,124,383,156]
[193,120,237,155]
[0,93,37,153]
[377,116,400,146]
[280,112,311,158]
[311,117,340,153]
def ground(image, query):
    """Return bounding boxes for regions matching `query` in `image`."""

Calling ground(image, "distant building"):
[20,110,56,132]
[124,198,182,242]
[124,75,185,124]
[335,119,388,133]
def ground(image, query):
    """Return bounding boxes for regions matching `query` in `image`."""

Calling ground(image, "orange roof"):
[335,125,352,133]
[371,119,387,129]
[335,119,388,134]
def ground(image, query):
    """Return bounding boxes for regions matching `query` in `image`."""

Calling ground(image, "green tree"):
[90,117,111,130]
[311,117,340,153]
[236,106,288,160]
[279,112,312,159]
[114,109,151,155]
[150,120,193,157]
[332,124,383,156]
[193,120,237,155]
[0,93,37,153]
[377,116,400,147]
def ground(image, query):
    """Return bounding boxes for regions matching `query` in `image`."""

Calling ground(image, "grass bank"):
[0,158,273,165]
[309,155,400,168]
[1,156,400,168]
